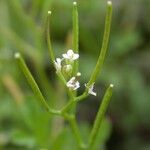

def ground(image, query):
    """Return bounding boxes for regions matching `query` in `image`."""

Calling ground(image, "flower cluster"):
[62,49,79,62]
[54,49,96,96]
[54,49,79,73]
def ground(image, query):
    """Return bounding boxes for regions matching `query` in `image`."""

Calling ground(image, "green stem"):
[47,11,55,62]
[75,92,89,102]
[88,83,114,149]
[34,61,56,104]
[87,1,112,86]
[65,114,86,149]
[61,99,75,113]
[57,72,67,85]
[47,11,70,93]
[72,2,79,112]
[1,27,55,103]
[46,11,74,99]
[14,52,59,115]
[72,1,79,75]
[57,72,75,100]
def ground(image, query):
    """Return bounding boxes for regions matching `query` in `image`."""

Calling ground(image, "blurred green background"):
[0,0,150,149]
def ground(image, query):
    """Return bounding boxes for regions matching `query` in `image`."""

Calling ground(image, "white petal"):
[66,77,80,90]
[67,49,74,57]
[62,54,69,59]
[73,54,79,60]
[73,81,80,90]
[56,58,61,63]
[67,82,73,88]
[89,91,97,96]
[70,77,75,82]
[67,77,75,87]
[54,58,62,72]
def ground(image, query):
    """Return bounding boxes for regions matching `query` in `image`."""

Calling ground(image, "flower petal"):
[54,58,62,72]
[62,54,69,59]
[89,91,97,96]
[67,49,74,57]
[85,83,97,96]
[66,77,80,90]
[73,54,79,60]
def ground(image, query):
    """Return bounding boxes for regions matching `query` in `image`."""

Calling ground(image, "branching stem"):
[14,1,113,150]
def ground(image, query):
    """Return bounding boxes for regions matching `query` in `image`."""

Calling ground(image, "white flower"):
[85,83,97,96]
[54,58,62,72]
[67,77,80,90]
[62,49,79,61]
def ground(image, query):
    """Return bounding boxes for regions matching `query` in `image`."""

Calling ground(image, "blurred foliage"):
[0,0,150,149]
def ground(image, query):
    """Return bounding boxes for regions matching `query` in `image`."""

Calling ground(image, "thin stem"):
[14,52,59,115]
[1,26,56,103]
[47,12,70,95]
[56,72,75,100]
[35,61,56,104]
[61,98,76,113]
[88,84,114,149]
[87,1,112,86]
[72,2,79,113]
[73,2,79,53]
[61,100,74,113]
[72,1,79,75]
[75,92,89,102]
[65,114,86,149]
[47,11,55,62]
[57,72,67,85]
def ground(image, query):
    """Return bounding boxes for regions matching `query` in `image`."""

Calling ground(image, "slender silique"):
[14,53,60,115]
[88,84,114,149]
[47,11,55,62]
[87,1,112,87]
[72,1,79,75]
